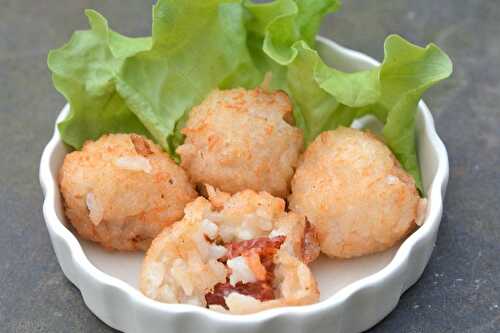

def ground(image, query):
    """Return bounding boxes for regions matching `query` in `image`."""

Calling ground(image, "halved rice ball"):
[140,188,319,313]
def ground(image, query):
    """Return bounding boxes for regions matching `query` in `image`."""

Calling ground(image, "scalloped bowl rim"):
[39,36,449,326]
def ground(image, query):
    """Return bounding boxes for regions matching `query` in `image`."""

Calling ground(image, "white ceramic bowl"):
[40,36,449,333]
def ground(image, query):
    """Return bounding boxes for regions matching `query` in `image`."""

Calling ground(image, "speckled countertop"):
[0,0,499,332]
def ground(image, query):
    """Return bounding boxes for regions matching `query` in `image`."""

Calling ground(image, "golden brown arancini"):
[289,127,426,258]
[59,133,197,251]
[176,88,303,198]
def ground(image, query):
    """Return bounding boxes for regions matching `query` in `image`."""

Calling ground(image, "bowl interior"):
[49,38,440,303]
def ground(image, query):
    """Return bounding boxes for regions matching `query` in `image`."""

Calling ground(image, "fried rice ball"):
[59,133,197,251]
[140,188,319,313]
[176,88,303,198]
[289,127,427,258]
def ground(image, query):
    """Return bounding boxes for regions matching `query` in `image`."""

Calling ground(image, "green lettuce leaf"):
[283,36,453,188]
[47,10,152,149]
[115,0,264,156]
[244,0,341,89]
[115,0,341,155]
[48,1,452,188]
[49,0,341,154]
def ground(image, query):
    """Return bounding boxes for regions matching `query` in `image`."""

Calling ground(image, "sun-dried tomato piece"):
[205,236,286,309]
[205,282,229,308]
[221,235,285,262]
[222,235,285,281]
[205,280,275,308]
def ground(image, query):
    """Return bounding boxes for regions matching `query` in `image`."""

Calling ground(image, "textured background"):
[1,0,499,332]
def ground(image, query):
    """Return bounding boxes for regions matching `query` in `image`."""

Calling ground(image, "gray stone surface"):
[0,0,498,332]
